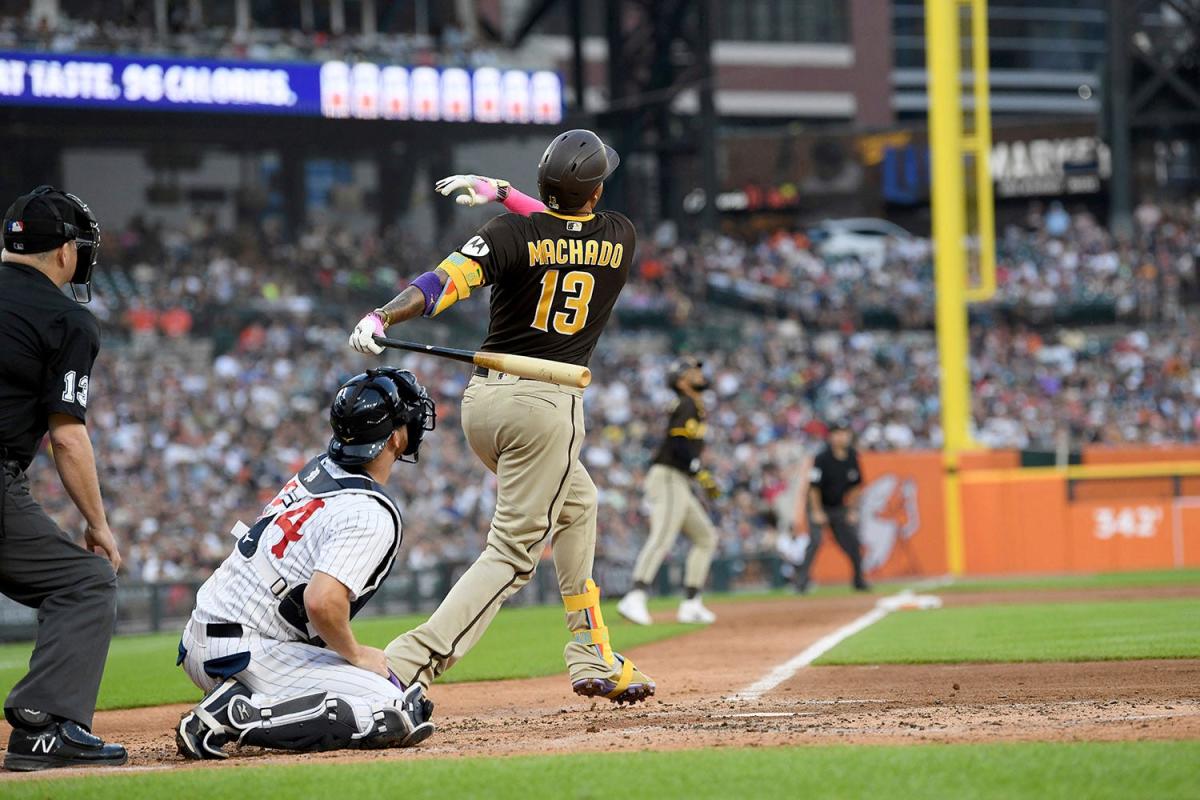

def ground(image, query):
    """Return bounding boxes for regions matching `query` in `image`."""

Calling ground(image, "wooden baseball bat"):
[374,336,591,388]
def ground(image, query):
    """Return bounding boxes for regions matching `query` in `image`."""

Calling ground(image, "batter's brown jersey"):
[456,209,636,367]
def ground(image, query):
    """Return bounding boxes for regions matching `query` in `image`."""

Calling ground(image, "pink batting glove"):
[349,311,386,355]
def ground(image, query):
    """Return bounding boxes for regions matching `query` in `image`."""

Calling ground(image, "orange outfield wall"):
[802,447,1200,581]
[808,451,947,583]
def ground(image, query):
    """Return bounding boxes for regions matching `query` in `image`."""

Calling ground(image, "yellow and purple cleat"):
[572,654,656,706]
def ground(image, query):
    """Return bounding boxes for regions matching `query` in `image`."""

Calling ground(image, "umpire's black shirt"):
[0,262,99,470]
[809,446,862,508]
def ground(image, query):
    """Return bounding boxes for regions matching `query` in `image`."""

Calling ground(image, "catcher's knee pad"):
[563,579,614,666]
[227,692,359,752]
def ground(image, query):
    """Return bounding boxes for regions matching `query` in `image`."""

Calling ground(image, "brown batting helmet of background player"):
[536,129,620,212]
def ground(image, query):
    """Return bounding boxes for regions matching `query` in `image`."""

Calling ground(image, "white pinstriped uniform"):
[180,455,407,736]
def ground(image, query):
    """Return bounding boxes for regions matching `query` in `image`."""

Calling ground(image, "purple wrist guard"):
[411,271,443,317]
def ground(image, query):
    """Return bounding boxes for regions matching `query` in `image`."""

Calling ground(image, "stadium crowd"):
[633,198,1200,328]
[21,200,1200,584]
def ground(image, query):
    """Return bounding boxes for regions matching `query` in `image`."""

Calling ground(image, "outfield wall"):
[807,447,1200,582]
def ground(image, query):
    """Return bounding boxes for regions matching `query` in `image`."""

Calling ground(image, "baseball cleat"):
[176,678,250,760]
[354,684,436,749]
[616,589,652,626]
[572,655,656,706]
[176,711,230,760]
[352,708,435,750]
[677,597,716,624]
[4,721,127,772]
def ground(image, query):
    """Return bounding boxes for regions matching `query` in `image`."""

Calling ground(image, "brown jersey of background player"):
[465,205,635,366]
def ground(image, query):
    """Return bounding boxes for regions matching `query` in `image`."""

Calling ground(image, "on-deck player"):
[348,129,655,705]
[174,368,436,759]
[617,356,720,626]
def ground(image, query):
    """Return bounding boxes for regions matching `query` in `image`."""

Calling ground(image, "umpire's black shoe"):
[4,720,128,771]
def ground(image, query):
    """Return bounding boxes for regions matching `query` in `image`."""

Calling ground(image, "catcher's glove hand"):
[696,469,720,500]
[435,174,510,207]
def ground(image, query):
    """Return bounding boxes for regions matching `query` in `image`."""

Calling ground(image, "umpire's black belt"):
[206,622,243,638]
[472,366,533,380]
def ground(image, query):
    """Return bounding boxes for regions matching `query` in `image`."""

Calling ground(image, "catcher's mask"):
[328,368,437,467]
[3,185,101,303]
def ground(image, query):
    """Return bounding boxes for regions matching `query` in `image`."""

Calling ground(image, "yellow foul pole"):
[926,0,972,575]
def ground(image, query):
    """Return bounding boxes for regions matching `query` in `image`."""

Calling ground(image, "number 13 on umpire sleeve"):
[532,269,595,335]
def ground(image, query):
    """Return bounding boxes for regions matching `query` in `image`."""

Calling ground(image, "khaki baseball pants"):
[386,371,612,689]
[631,464,718,590]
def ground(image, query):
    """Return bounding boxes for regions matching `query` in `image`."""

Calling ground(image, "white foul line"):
[729,590,939,702]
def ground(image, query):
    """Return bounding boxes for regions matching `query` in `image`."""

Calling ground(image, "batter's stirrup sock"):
[564,579,614,666]
[633,580,650,593]
[684,586,699,600]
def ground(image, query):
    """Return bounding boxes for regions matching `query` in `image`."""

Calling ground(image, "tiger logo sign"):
[857,473,921,572]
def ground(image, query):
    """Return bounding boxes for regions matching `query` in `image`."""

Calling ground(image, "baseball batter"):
[617,357,719,626]
[174,368,437,758]
[349,129,654,705]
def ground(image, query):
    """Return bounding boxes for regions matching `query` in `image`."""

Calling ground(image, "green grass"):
[0,601,698,711]
[937,568,1200,594]
[818,598,1200,665]
[5,742,1198,800]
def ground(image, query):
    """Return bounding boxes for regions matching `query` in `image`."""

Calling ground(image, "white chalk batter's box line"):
[727,590,942,703]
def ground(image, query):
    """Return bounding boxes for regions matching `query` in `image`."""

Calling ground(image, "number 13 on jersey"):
[532,269,595,335]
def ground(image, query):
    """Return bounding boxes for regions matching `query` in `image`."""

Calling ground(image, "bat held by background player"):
[372,336,591,389]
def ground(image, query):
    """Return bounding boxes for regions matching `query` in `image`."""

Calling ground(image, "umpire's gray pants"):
[0,464,117,729]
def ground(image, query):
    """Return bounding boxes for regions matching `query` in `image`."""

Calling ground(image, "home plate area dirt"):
[2,588,1197,779]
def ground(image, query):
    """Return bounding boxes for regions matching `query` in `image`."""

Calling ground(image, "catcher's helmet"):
[3,185,101,303]
[328,368,436,467]
[536,129,620,212]
[667,356,705,390]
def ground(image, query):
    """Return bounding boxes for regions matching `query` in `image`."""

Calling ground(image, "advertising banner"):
[0,51,562,123]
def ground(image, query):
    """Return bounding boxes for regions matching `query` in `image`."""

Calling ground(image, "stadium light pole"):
[926,0,972,576]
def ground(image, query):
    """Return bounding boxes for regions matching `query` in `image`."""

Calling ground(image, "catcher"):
[174,368,436,759]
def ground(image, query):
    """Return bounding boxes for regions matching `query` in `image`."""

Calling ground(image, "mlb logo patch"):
[8,220,22,233]
[566,221,582,232]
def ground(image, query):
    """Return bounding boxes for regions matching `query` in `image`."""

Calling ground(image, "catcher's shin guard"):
[563,580,656,706]
[176,678,251,760]
[224,684,436,753]
[225,692,360,752]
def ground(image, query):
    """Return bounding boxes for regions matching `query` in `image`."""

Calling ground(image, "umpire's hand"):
[85,522,122,571]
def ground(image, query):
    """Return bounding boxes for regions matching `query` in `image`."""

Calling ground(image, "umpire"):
[795,420,869,593]
[0,186,126,771]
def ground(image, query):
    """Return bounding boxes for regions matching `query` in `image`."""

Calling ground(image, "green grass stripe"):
[938,568,1200,594]
[817,598,1200,665]
[0,601,700,711]
[5,741,1199,800]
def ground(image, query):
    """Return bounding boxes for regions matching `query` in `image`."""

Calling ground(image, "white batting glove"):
[349,312,386,355]
[434,174,509,207]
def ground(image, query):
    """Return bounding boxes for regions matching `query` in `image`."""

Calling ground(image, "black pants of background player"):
[795,506,867,590]
[0,461,117,730]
